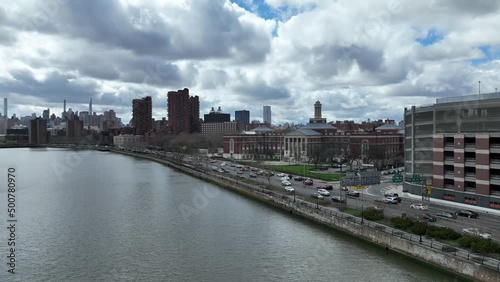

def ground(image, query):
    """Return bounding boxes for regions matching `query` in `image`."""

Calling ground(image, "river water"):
[0,148,467,281]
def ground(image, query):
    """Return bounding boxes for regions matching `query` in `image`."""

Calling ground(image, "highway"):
[197,158,500,241]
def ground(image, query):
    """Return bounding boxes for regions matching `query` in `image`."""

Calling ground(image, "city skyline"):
[1,1,499,124]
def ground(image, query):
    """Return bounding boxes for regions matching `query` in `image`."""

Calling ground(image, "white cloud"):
[1,0,500,125]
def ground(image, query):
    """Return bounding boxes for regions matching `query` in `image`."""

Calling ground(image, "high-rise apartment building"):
[29,117,48,144]
[405,92,500,209]
[67,118,84,138]
[167,88,200,134]
[263,106,271,125]
[132,96,153,135]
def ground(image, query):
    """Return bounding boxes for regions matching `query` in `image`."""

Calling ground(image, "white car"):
[281,180,292,186]
[277,173,286,177]
[410,203,428,210]
[317,189,330,196]
[285,186,295,192]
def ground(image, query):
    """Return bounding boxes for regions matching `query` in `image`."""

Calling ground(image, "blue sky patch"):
[470,45,500,66]
[416,28,443,46]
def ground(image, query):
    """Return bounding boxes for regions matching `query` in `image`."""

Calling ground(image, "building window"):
[464,197,476,204]
[490,201,500,209]
[443,193,454,200]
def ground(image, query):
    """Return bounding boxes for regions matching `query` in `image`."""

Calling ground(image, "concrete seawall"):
[113,150,500,282]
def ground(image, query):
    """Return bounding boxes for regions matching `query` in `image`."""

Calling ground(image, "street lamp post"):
[316,195,319,209]
[293,190,296,202]
[361,205,364,224]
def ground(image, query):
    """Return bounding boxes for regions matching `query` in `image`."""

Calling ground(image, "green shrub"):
[363,208,384,221]
[391,217,414,230]
[457,236,475,249]
[410,221,428,236]
[471,239,495,254]
[426,226,461,240]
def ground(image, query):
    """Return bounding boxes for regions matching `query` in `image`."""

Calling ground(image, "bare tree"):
[364,144,389,171]
[338,142,362,171]
[307,142,326,169]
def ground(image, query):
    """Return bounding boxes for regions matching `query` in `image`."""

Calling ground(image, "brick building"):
[223,101,404,163]
[132,96,152,135]
[167,88,200,134]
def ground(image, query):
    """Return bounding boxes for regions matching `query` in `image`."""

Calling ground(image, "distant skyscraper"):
[263,106,271,125]
[42,109,50,120]
[204,106,230,123]
[167,88,200,134]
[89,98,92,126]
[235,110,250,126]
[62,99,67,120]
[132,96,153,135]
[3,98,7,118]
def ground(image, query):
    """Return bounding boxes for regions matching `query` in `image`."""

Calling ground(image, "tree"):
[307,142,326,169]
[364,144,390,171]
[338,142,362,171]
[410,221,428,243]
[324,141,340,168]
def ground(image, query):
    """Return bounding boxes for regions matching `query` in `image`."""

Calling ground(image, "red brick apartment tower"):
[167,88,200,134]
[476,134,490,195]
[432,134,444,188]
[132,96,152,135]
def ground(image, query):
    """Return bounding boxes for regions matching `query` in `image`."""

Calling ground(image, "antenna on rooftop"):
[478,81,481,95]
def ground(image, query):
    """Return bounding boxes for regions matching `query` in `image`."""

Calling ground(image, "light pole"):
[361,205,364,224]
[293,190,296,202]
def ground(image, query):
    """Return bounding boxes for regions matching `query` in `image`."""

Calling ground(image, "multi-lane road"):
[196,158,500,241]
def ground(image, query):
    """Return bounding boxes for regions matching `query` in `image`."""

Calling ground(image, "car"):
[331,196,344,203]
[317,185,333,190]
[422,213,437,222]
[462,228,481,236]
[236,170,243,174]
[384,192,401,202]
[277,173,286,177]
[480,233,492,239]
[346,190,360,197]
[436,211,457,219]
[249,173,257,178]
[410,203,428,211]
[384,197,398,204]
[285,186,295,192]
[294,176,305,181]
[318,166,328,171]
[340,186,348,191]
[304,179,314,185]
[317,189,330,196]
[281,180,292,186]
[217,169,225,173]
[462,228,492,239]
[455,210,479,218]
[311,192,324,199]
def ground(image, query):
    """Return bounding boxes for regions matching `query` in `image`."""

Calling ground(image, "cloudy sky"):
[1,0,499,125]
